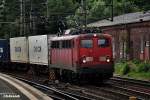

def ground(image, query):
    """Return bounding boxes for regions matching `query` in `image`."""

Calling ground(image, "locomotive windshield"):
[98,38,109,47]
[81,40,93,48]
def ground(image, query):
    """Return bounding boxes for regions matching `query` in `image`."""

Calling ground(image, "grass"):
[114,60,150,81]
[127,72,150,80]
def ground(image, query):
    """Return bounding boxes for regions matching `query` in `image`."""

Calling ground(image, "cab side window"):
[62,40,72,48]
[51,41,59,48]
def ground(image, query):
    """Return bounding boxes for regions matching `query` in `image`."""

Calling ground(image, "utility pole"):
[20,0,26,36]
[20,0,23,36]
[111,0,113,21]
[84,0,87,28]
[30,0,36,35]
[46,0,49,18]
[81,0,87,28]
[105,0,114,21]
[30,0,32,34]
[23,0,26,36]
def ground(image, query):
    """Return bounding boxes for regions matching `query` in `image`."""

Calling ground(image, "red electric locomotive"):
[49,31,114,82]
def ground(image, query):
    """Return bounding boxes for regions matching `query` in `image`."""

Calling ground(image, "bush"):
[132,59,141,65]
[115,60,150,80]
[115,62,130,75]
[136,62,150,72]
[120,63,130,75]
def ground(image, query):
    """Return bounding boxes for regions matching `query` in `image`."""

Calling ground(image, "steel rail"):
[67,85,131,100]
[82,85,131,100]
[1,71,94,100]
[12,76,79,100]
[107,76,150,100]
[112,76,150,87]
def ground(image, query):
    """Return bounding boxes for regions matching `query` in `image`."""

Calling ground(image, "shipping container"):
[28,35,48,65]
[10,37,28,63]
[0,39,10,62]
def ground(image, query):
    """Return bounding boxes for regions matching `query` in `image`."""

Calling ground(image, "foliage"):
[127,72,150,80]
[132,0,150,11]
[115,60,150,80]
[0,0,20,37]
[113,0,139,15]
[47,0,78,34]
[136,62,150,72]
[0,0,149,37]
[132,59,141,65]
[115,62,130,75]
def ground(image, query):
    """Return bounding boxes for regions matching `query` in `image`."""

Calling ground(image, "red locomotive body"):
[50,33,114,81]
[78,34,114,79]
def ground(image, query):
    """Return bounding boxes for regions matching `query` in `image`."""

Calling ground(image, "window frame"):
[51,41,60,48]
[80,39,93,48]
[98,38,109,48]
[51,40,74,49]
[62,40,72,48]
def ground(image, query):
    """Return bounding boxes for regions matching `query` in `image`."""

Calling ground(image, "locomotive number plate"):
[86,57,93,62]
[99,56,106,61]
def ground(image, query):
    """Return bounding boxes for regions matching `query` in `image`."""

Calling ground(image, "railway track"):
[0,71,131,100]
[61,84,131,100]
[1,70,150,100]
[112,76,150,87]
[11,74,105,100]
[1,71,93,100]
[58,76,150,100]
[106,76,150,100]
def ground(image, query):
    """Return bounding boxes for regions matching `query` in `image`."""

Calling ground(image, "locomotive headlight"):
[83,59,86,63]
[106,58,110,62]
[82,57,93,63]
[93,34,97,37]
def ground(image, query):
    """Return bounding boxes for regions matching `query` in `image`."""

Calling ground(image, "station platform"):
[0,73,52,100]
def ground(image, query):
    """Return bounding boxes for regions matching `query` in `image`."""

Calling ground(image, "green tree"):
[113,0,139,16]
[47,0,78,34]
[0,0,149,37]
[0,0,20,38]
[132,0,150,11]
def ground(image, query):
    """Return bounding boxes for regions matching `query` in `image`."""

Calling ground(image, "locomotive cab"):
[78,34,114,79]
[50,32,114,81]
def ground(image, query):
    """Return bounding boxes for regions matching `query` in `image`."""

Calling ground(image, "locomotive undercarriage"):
[53,65,114,83]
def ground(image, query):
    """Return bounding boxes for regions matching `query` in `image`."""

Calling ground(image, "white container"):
[10,37,28,63]
[28,35,48,65]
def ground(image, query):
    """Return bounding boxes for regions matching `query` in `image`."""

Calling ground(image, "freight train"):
[0,29,114,82]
